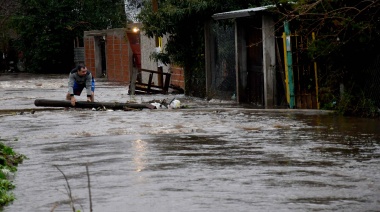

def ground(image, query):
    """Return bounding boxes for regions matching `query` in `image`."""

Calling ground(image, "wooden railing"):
[129,68,171,95]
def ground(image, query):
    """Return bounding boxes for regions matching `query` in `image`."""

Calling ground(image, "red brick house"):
[83,25,184,90]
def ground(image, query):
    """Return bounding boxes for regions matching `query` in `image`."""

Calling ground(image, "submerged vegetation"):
[0,137,26,207]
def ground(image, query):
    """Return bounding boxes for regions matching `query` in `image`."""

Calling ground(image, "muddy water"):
[0,73,379,212]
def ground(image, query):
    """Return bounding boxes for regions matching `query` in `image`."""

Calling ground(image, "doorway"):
[246,17,264,107]
[94,36,107,77]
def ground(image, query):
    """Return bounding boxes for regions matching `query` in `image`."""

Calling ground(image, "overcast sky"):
[124,0,143,22]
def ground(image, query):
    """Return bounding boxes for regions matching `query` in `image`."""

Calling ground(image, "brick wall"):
[84,36,95,75]
[84,28,184,89]
[84,28,132,83]
[106,29,131,82]
[170,65,185,88]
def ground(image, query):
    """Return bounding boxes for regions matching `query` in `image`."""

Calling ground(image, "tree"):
[125,0,143,23]
[139,0,379,115]
[11,0,126,73]
[138,0,263,97]
[0,0,20,30]
[274,0,380,115]
[274,0,379,61]
[0,0,21,71]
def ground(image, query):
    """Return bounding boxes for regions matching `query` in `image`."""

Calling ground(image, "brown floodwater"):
[0,73,379,212]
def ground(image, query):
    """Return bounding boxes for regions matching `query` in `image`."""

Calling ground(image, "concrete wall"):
[140,34,169,84]
[140,33,185,89]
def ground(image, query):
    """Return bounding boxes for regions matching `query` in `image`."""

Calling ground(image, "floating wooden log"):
[34,99,156,110]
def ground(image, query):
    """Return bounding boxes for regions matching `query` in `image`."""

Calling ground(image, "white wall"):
[140,33,170,84]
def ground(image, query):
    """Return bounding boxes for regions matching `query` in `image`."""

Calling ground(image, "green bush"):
[0,139,26,207]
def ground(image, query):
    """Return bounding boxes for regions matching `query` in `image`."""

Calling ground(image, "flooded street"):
[0,73,379,212]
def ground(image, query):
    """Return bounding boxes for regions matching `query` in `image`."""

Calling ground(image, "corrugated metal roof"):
[212,5,274,20]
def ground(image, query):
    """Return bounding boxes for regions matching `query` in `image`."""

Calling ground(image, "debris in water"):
[169,99,181,109]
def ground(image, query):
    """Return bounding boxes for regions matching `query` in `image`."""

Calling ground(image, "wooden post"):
[204,19,214,95]
[236,20,248,103]
[163,73,171,94]
[312,32,320,109]
[147,73,153,93]
[282,32,290,105]
[284,21,295,109]
[262,15,276,108]
[129,67,138,95]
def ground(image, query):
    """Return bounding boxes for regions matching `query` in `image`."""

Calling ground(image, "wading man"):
[66,65,95,106]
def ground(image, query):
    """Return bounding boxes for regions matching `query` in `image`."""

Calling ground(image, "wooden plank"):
[34,99,156,109]
[163,74,171,94]
[204,19,214,95]
[147,73,153,93]
[136,82,165,89]
[140,69,171,76]
[134,86,164,94]
[296,95,301,109]
[302,94,308,109]
[129,67,138,95]
[312,94,317,109]
[307,94,312,109]
[262,15,276,108]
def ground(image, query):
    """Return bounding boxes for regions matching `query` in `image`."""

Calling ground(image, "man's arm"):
[67,73,77,106]
[85,72,93,96]
[68,73,75,95]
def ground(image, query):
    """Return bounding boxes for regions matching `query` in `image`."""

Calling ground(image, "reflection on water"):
[0,73,379,211]
[132,139,148,172]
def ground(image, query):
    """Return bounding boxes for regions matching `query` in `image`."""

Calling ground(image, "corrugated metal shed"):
[212,5,274,20]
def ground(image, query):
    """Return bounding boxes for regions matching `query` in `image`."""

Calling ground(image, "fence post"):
[312,32,320,109]
[284,21,295,109]
[282,32,290,105]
